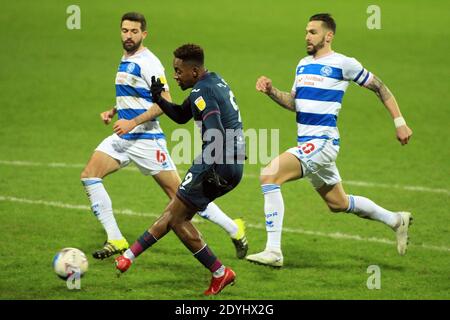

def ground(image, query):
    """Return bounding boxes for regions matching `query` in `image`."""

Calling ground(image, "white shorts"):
[286,138,341,189]
[95,134,176,176]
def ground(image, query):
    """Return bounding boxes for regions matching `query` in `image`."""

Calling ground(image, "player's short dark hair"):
[173,44,204,66]
[309,13,336,34]
[121,12,147,31]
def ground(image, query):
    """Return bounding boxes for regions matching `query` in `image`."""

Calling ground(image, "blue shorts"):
[177,163,243,211]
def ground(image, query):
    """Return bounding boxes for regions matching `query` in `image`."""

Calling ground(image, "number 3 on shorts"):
[180,172,193,190]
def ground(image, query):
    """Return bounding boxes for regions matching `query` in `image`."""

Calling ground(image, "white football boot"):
[395,211,413,256]
[246,249,283,268]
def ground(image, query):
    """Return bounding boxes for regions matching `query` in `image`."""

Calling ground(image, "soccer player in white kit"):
[81,12,247,260]
[246,13,413,267]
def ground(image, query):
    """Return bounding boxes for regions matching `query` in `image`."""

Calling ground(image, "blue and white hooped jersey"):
[291,52,373,144]
[115,47,169,140]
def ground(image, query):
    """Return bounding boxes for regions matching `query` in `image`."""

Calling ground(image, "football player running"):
[246,13,413,268]
[115,44,246,295]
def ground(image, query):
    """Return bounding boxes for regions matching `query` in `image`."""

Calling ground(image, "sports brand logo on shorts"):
[320,66,333,77]
[126,62,136,74]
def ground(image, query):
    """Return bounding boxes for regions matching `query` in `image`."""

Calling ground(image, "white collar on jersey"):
[312,50,335,61]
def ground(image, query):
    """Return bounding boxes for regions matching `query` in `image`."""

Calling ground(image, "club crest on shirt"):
[194,96,206,111]
[126,62,136,74]
[320,65,332,77]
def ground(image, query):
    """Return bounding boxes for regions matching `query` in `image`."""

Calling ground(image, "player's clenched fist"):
[100,108,116,125]
[256,76,273,94]
[396,125,413,146]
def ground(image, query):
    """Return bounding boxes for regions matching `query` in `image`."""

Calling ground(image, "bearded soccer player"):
[80,13,247,261]
[246,13,413,267]
[115,44,246,295]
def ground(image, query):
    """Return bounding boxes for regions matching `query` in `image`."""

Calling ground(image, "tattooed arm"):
[365,75,413,145]
[256,76,295,111]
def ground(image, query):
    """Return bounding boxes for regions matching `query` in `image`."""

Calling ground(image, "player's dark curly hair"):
[310,13,336,34]
[174,44,204,66]
[121,12,147,31]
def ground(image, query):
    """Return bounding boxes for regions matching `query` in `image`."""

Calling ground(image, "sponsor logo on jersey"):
[194,96,206,111]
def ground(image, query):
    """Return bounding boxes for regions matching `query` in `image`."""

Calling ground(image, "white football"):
[53,248,88,280]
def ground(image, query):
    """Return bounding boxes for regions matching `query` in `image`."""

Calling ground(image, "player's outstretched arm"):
[112,92,169,136]
[256,76,295,111]
[365,75,413,145]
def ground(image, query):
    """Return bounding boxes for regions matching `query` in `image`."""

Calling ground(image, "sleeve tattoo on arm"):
[366,75,393,102]
[268,88,295,111]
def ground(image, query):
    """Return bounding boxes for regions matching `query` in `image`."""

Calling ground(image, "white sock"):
[197,202,238,237]
[213,265,225,278]
[262,184,284,252]
[81,178,123,240]
[123,249,135,261]
[347,195,400,229]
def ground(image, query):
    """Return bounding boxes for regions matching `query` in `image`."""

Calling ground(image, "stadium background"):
[0,0,449,299]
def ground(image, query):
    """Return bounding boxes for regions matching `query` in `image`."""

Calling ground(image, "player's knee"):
[80,164,103,180]
[260,166,282,185]
[260,173,276,185]
[326,202,347,213]
[167,212,184,229]
[170,221,197,242]
[80,168,90,180]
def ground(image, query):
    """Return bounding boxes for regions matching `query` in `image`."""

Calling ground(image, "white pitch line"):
[0,195,203,223]
[1,195,449,253]
[1,159,448,196]
[344,180,450,196]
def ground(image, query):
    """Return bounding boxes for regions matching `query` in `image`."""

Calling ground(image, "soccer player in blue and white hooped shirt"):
[246,13,413,267]
[80,12,247,260]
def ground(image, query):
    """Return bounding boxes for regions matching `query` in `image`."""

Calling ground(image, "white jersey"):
[115,47,169,140]
[291,51,373,144]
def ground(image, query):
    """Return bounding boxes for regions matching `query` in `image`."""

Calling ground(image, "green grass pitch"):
[0,0,449,299]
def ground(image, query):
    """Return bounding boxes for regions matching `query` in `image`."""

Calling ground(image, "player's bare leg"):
[317,182,413,255]
[81,151,121,180]
[81,151,129,259]
[116,196,236,295]
[152,170,181,199]
[154,170,248,258]
[246,152,302,267]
